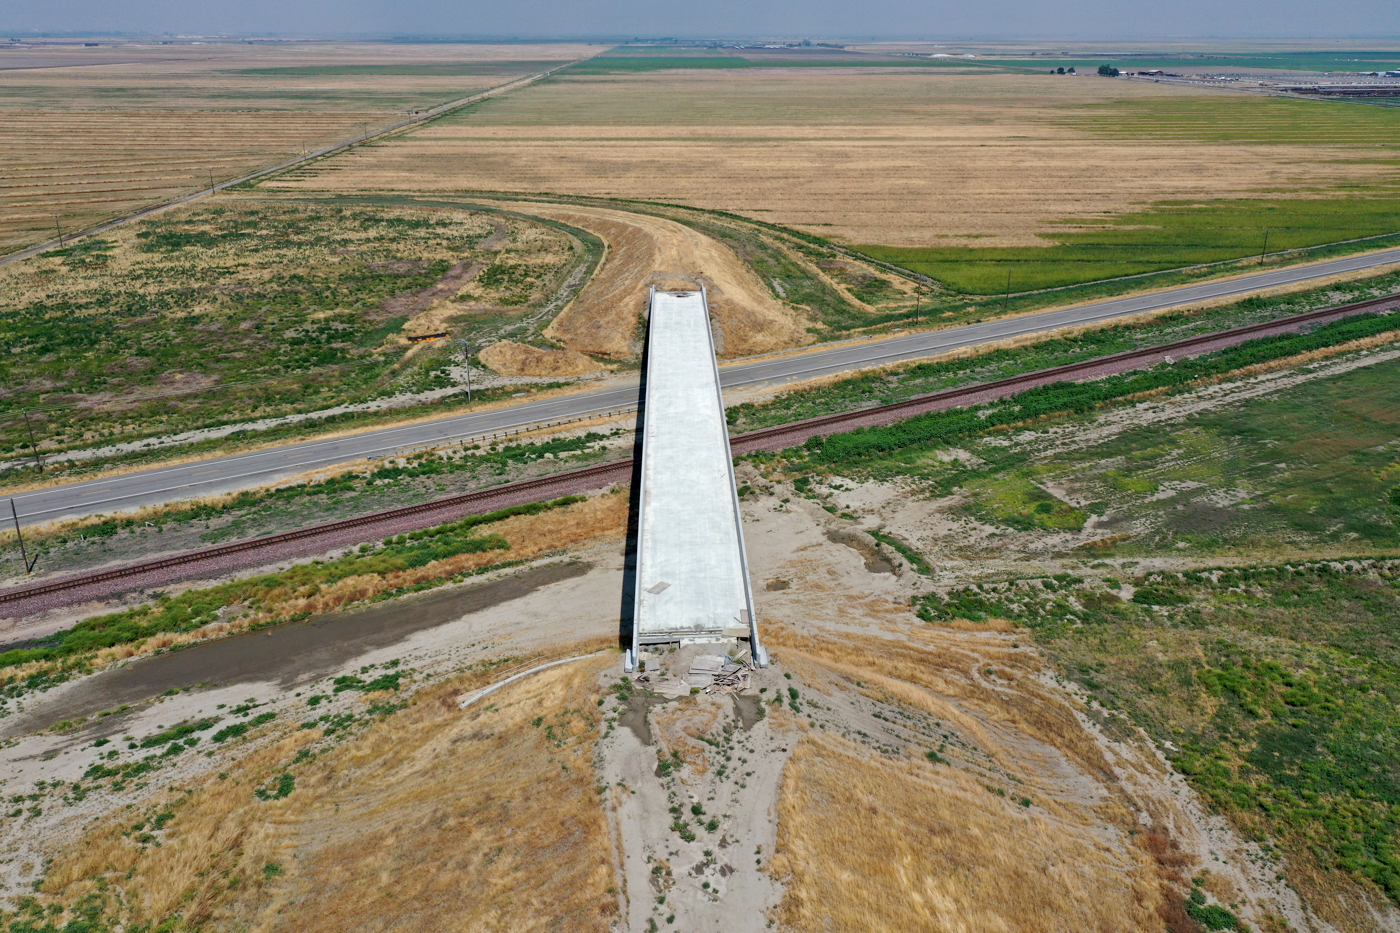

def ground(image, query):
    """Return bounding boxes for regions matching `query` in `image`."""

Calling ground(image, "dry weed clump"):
[37,646,618,932]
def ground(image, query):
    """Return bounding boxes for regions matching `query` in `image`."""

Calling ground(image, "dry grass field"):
[36,649,618,933]
[765,626,1169,932]
[267,69,1399,248]
[0,41,596,253]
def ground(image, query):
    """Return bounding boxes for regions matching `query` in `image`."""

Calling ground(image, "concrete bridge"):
[625,287,767,672]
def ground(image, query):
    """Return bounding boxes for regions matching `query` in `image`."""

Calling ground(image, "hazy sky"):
[6,0,1397,40]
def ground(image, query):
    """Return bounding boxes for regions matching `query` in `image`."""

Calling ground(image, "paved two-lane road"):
[11,245,1400,526]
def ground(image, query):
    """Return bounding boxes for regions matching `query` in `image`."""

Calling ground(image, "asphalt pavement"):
[10,244,1400,526]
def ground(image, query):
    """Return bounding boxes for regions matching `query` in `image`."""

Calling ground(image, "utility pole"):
[21,409,42,474]
[914,284,921,325]
[458,340,478,401]
[54,215,62,246]
[1003,267,1014,311]
[10,500,36,575]
[209,170,214,192]
[1260,228,1270,266]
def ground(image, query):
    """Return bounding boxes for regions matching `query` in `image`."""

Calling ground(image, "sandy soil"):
[513,202,808,359]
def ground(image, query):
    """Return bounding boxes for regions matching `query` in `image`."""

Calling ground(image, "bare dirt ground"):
[266,70,1398,247]
[515,202,808,359]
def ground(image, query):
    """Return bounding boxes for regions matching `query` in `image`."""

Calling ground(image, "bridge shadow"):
[618,306,652,655]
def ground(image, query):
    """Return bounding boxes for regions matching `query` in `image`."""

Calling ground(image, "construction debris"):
[686,655,751,693]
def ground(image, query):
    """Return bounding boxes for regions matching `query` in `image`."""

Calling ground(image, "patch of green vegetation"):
[0,202,575,461]
[212,712,276,743]
[138,718,218,749]
[960,472,1088,531]
[0,495,583,680]
[855,196,1400,292]
[332,669,402,693]
[782,311,1400,471]
[866,529,932,574]
[565,56,752,73]
[922,560,1400,905]
[254,772,295,800]
[2,892,115,933]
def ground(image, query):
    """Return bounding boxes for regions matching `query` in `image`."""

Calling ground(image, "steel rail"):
[2,292,1396,610]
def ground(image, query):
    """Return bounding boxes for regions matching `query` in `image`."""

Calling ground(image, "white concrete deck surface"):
[630,289,764,667]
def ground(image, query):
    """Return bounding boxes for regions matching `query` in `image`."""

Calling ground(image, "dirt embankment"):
[513,203,809,360]
[479,340,605,376]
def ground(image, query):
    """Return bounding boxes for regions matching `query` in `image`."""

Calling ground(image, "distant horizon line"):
[1,32,1398,44]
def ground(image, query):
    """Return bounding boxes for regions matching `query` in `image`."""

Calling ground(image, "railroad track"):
[730,291,1400,454]
[3,293,1396,617]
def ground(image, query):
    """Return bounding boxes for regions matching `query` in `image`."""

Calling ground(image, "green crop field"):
[855,93,1400,292]
[981,50,1400,73]
[1069,94,1400,145]
[856,195,1400,293]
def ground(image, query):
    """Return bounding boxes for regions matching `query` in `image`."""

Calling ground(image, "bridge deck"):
[630,289,764,667]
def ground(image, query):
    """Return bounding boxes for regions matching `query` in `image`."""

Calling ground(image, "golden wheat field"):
[0,42,597,252]
[267,68,1400,247]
